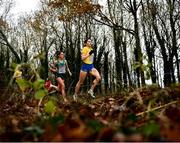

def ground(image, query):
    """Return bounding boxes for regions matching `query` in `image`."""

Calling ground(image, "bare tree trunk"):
[125,0,145,87]
[169,0,178,83]
[113,28,123,90]
[175,53,180,82]
[122,40,132,88]
[152,24,172,86]
[104,51,109,93]
[0,29,21,63]
[133,5,145,87]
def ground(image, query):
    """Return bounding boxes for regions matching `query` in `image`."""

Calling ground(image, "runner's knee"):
[78,80,84,85]
[96,76,101,82]
[61,83,65,89]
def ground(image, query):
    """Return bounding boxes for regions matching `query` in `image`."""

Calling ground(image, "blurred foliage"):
[44,100,56,114]
[87,119,104,133]
[48,0,101,21]
[140,121,160,138]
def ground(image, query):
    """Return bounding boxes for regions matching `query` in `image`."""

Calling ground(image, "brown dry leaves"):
[0,84,180,141]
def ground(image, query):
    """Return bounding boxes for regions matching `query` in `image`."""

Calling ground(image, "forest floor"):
[0,84,180,142]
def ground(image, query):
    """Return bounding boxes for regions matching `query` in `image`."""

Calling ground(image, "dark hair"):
[55,51,65,58]
[84,38,90,44]
[55,50,60,56]
[84,38,91,46]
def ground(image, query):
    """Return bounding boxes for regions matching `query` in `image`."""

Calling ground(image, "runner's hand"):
[89,50,94,55]
[50,68,57,73]
[69,71,72,76]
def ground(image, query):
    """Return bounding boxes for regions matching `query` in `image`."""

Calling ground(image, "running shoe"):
[44,80,52,91]
[88,89,95,98]
[73,93,78,101]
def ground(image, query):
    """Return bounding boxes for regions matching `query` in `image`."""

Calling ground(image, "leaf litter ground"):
[0,84,180,142]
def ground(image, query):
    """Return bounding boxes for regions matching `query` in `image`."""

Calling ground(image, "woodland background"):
[0,0,180,142]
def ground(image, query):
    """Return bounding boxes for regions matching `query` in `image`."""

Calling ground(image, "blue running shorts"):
[81,63,94,72]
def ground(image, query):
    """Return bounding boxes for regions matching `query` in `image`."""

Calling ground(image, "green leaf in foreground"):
[33,79,45,90]
[16,78,30,92]
[34,89,47,100]
[49,114,64,129]
[140,121,160,137]
[87,120,104,132]
[44,100,56,114]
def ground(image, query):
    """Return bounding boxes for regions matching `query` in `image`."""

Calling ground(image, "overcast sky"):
[11,0,40,20]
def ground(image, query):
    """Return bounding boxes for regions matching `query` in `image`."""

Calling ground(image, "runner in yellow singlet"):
[73,38,101,101]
